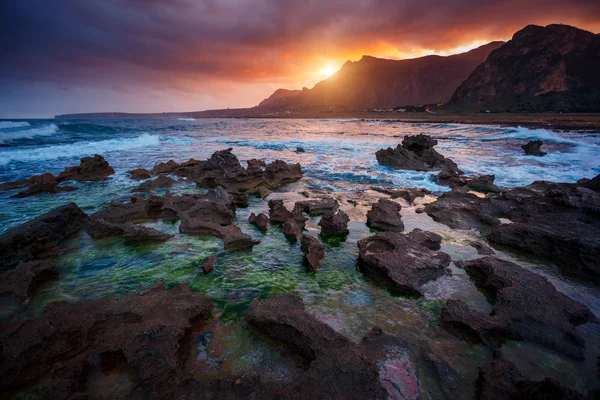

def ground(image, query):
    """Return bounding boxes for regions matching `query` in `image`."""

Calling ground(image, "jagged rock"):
[121,222,173,243]
[200,255,216,274]
[219,225,260,250]
[476,359,583,400]
[300,234,325,271]
[151,159,179,175]
[131,175,177,192]
[84,218,124,239]
[424,188,500,231]
[281,206,308,240]
[57,154,114,182]
[0,284,213,399]
[466,175,502,193]
[12,173,77,198]
[247,159,266,169]
[0,203,88,270]
[263,160,303,187]
[581,174,600,192]
[248,212,269,231]
[371,187,431,203]
[268,199,292,223]
[522,140,547,156]
[366,198,404,231]
[435,169,469,187]
[318,210,349,236]
[376,134,462,174]
[358,229,448,296]
[91,195,163,224]
[440,257,594,359]
[294,197,339,215]
[127,168,151,180]
[161,188,235,222]
[227,188,249,207]
[0,260,57,302]
[296,147,305,153]
[467,240,494,255]
[245,293,421,400]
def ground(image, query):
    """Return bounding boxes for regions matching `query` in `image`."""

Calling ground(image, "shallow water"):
[1,118,600,397]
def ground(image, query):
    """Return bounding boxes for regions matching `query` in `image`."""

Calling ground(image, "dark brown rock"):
[371,187,431,203]
[151,159,179,175]
[366,198,404,231]
[12,173,77,198]
[91,195,163,224]
[200,255,216,274]
[294,197,339,215]
[582,174,600,192]
[522,140,547,156]
[358,229,449,296]
[0,284,213,399]
[263,160,303,187]
[467,240,494,255]
[127,168,152,180]
[376,134,462,174]
[440,257,594,359]
[219,224,260,250]
[318,210,349,236]
[247,159,266,169]
[300,234,325,271]
[0,260,57,302]
[248,212,269,231]
[121,222,173,243]
[268,199,292,223]
[424,188,500,231]
[84,218,124,239]
[57,154,114,182]
[466,175,502,193]
[0,203,88,270]
[296,147,305,153]
[280,206,308,240]
[131,175,177,192]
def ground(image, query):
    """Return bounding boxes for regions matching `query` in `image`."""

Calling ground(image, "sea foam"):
[0,121,31,129]
[0,124,59,143]
[0,133,160,166]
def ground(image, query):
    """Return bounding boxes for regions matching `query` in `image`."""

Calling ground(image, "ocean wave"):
[0,124,58,143]
[177,117,196,121]
[0,133,161,166]
[441,126,590,146]
[0,121,31,129]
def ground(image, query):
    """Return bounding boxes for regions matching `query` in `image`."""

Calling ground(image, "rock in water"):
[131,175,177,192]
[465,175,502,193]
[366,198,404,231]
[300,234,325,271]
[0,284,213,399]
[248,212,269,231]
[121,222,173,243]
[294,197,339,215]
[151,159,179,175]
[268,199,292,223]
[57,154,115,182]
[522,140,547,156]
[318,209,349,236]
[440,257,594,359]
[127,168,152,180]
[358,229,448,296]
[371,187,431,203]
[200,255,216,274]
[0,203,88,269]
[376,134,462,174]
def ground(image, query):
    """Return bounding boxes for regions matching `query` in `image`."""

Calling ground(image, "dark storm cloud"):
[0,0,599,116]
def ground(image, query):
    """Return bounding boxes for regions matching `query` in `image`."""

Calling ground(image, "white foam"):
[0,124,58,143]
[0,133,161,166]
[177,117,196,121]
[0,121,31,129]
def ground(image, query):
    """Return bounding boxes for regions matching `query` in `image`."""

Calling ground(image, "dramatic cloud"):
[1,0,599,117]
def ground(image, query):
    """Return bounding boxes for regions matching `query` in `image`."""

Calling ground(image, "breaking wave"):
[177,117,196,121]
[0,121,31,129]
[0,124,59,144]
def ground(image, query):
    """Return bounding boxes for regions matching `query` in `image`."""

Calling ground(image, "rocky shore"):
[1,137,599,399]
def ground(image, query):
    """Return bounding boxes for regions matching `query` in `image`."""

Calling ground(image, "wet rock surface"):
[11,173,77,198]
[376,134,462,174]
[440,257,594,359]
[244,293,422,400]
[358,229,449,296]
[371,187,431,203]
[300,234,325,271]
[200,255,216,274]
[57,154,115,182]
[522,139,547,156]
[131,175,177,192]
[127,168,152,180]
[294,197,339,215]
[0,284,213,399]
[366,198,404,231]
[121,222,173,242]
[465,175,502,193]
[0,260,57,302]
[0,203,88,270]
[476,359,583,400]
[318,209,349,236]
[248,212,269,231]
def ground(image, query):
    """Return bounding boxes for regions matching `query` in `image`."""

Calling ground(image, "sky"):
[1,0,599,118]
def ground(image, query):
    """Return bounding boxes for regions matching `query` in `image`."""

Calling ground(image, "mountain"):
[257,41,504,110]
[450,24,600,112]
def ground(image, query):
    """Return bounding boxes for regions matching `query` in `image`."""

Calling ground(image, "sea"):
[1,118,599,396]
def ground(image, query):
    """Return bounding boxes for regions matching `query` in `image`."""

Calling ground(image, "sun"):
[316,62,340,80]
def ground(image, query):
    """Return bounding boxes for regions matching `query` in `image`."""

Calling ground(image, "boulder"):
[376,134,462,174]
[366,198,404,232]
[0,260,57,302]
[219,224,260,250]
[0,203,88,270]
[12,173,77,198]
[296,147,305,153]
[151,159,179,175]
[247,159,266,169]
[200,255,216,274]
[268,199,292,223]
[371,187,431,203]
[522,140,547,156]
[121,222,173,243]
[318,210,349,236]
[127,168,151,180]
[248,212,269,231]
[467,240,494,255]
[294,197,339,215]
[263,160,303,187]
[358,229,448,296]
[440,257,594,359]
[91,195,163,224]
[300,234,325,271]
[57,154,114,182]
[84,218,124,239]
[131,176,177,192]
[0,284,213,399]
[465,175,502,193]
[424,188,500,231]
[581,174,600,192]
